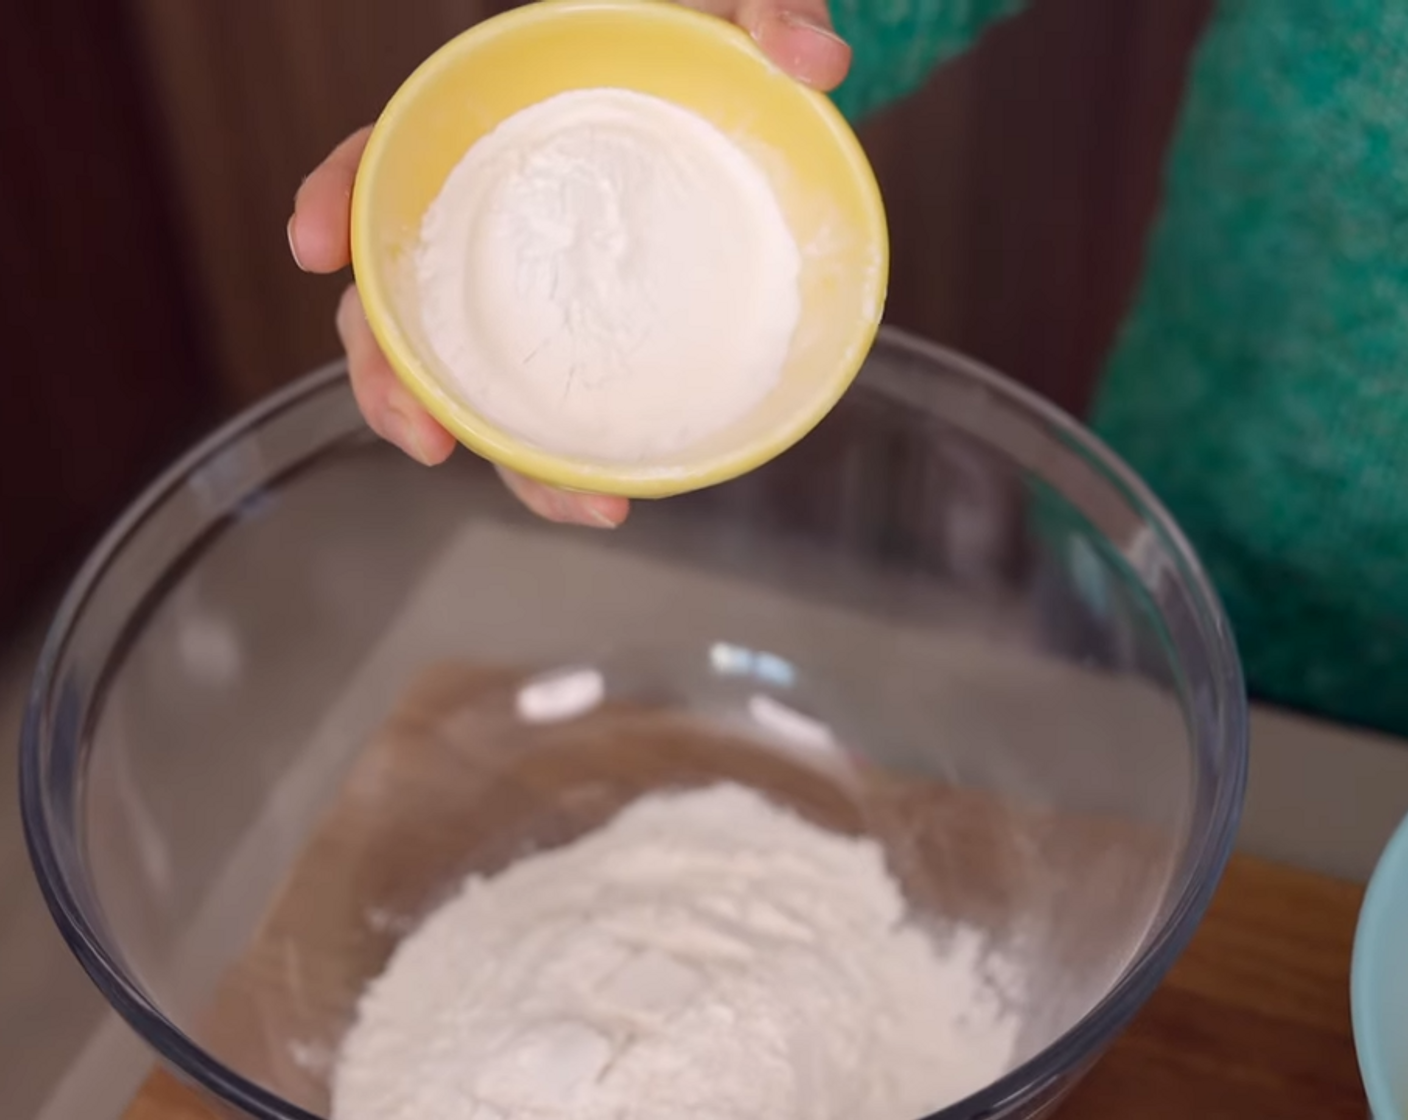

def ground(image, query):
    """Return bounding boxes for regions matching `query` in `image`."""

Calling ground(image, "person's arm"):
[830,0,1026,122]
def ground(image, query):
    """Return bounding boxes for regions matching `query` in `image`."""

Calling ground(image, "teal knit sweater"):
[829,1,1408,737]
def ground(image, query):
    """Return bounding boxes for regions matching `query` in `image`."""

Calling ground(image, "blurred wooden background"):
[1,0,1210,629]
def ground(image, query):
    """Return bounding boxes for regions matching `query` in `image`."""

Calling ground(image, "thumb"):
[741,0,851,92]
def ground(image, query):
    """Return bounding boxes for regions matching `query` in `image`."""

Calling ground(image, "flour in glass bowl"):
[332,783,1022,1120]
[415,88,802,462]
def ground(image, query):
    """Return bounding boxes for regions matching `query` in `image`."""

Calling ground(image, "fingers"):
[300,135,453,468]
[496,466,630,529]
[290,127,373,274]
[677,1,850,90]
[739,0,851,91]
[337,285,457,467]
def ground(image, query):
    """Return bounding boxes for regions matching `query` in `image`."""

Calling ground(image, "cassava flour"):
[332,784,1021,1120]
[416,89,801,461]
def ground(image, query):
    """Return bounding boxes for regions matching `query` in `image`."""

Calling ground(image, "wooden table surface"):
[121,665,1371,1120]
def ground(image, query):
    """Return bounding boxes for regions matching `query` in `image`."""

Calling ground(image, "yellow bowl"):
[351,0,888,498]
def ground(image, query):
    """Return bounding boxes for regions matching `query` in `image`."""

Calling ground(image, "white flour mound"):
[416,88,801,463]
[332,784,1021,1120]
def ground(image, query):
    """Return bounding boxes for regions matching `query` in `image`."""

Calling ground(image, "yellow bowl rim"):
[350,0,889,498]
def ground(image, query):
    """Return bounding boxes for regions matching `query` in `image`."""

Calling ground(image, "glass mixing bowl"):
[22,330,1246,1120]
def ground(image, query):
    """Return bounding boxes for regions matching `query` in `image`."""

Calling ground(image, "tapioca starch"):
[416,89,801,462]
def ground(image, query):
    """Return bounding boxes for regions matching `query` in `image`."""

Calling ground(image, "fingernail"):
[550,493,619,529]
[585,504,620,530]
[287,216,306,271]
[779,10,847,45]
[383,408,435,467]
[335,285,360,338]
